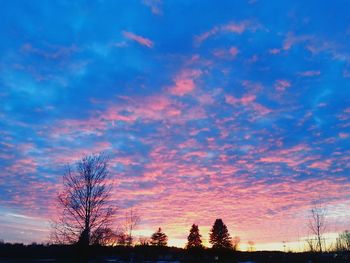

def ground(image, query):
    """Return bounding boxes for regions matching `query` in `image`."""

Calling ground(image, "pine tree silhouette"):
[150,227,168,246]
[187,224,203,248]
[209,219,232,249]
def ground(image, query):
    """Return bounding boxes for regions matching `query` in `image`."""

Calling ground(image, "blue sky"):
[1,0,350,249]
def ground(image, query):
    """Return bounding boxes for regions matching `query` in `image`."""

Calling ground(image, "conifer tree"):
[209,219,232,249]
[150,227,168,246]
[187,224,203,248]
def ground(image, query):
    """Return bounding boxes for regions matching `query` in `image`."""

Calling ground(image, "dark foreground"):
[0,244,349,263]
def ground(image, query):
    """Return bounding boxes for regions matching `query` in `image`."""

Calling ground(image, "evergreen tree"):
[150,227,168,246]
[187,224,203,248]
[209,219,232,249]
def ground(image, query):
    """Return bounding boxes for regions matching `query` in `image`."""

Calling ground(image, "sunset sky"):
[1,1,350,251]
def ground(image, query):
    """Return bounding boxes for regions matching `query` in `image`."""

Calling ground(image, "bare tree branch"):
[124,209,140,246]
[51,152,116,246]
[308,202,327,253]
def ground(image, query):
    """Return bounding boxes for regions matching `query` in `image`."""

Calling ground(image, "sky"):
[1,0,350,251]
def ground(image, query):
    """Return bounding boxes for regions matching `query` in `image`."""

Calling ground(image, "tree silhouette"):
[308,203,327,253]
[186,224,203,249]
[138,236,150,246]
[209,219,232,249]
[116,232,128,246]
[90,227,116,246]
[248,240,255,252]
[335,230,350,251]
[51,153,115,246]
[150,227,168,246]
[124,209,140,246]
[232,236,240,251]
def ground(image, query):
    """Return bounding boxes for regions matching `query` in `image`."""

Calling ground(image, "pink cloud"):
[103,95,185,122]
[212,49,225,57]
[225,94,256,105]
[123,31,154,48]
[241,95,256,105]
[223,23,247,33]
[148,96,170,111]
[49,118,108,138]
[269,48,280,54]
[170,79,195,96]
[229,46,239,57]
[169,69,202,96]
[47,90,211,141]
[0,153,15,160]
[112,156,137,167]
[225,95,240,105]
[339,132,349,139]
[275,79,291,91]
[309,160,332,170]
[183,151,209,159]
[6,157,37,174]
[259,156,296,166]
[241,80,263,93]
[224,94,271,120]
[258,144,314,168]
[250,103,271,116]
[104,111,137,123]
[212,47,239,59]
[197,93,215,105]
[0,141,14,148]
[195,21,249,45]
[283,32,312,50]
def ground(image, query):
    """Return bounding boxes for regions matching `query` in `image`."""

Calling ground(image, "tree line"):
[50,152,350,252]
[97,219,240,249]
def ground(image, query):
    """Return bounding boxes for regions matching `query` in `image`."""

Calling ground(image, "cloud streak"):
[123,31,154,48]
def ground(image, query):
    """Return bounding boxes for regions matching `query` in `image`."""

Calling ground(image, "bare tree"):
[51,153,115,246]
[335,230,350,251]
[91,227,117,246]
[247,241,255,252]
[116,232,128,246]
[232,236,240,251]
[308,203,327,253]
[305,237,317,252]
[138,236,150,246]
[124,209,140,246]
